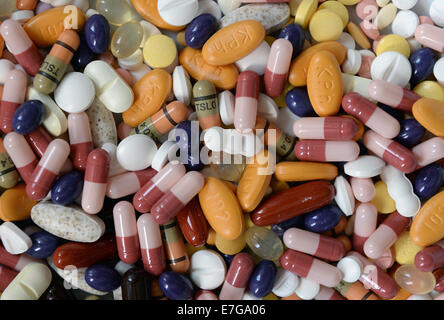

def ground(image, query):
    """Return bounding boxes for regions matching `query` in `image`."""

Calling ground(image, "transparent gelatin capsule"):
[245,225,283,261]
[394,264,436,295]
[111,20,144,59]
[96,0,133,26]
[209,152,246,183]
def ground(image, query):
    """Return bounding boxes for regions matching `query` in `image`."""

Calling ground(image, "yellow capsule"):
[371,181,396,214]
[274,161,338,182]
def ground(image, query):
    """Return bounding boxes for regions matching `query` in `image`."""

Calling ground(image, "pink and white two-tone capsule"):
[113,201,140,265]
[0,69,27,134]
[68,112,94,172]
[264,38,293,98]
[350,177,375,203]
[368,80,421,113]
[106,168,157,199]
[293,117,358,141]
[294,140,360,162]
[234,71,260,134]
[353,202,378,255]
[415,24,444,53]
[219,253,255,300]
[4,132,38,184]
[0,243,42,271]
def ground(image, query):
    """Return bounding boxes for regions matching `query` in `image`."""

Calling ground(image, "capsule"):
[415,24,444,53]
[249,260,277,298]
[0,69,27,133]
[34,30,80,94]
[293,117,358,140]
[283,228,346,261]
[335,280,379,300]
[353,203,378,255]
[350,177,375,203]
[121,268,151,300]
[193,80,221,130]
[414,240,444,272]
[412,137,444,169]
[130,101,189,140]
[137,213,166,276]
[106,168,157,199]
[264,39,293,98]
[246,226,284,261]
[342,92,400,139]
[16,0,38,10]
[234,71,260,134]
[68,112,94,172]
[368,80,421,113]
[219,253,255,300]
[176,197,209,247]
[133,162,186,213]
[81,149,110,214]
[0,244,40,271]
[195,290,218,300]
[315,286,346,301]
[363,130,417,173]
[0,265,18,291]
[0,19,42,76]
[160,219,190,274]
[280,249,343,288]
[294,140,360,162]
[151,171,205,225]
[3,132,37,184]
[113,201,140,265]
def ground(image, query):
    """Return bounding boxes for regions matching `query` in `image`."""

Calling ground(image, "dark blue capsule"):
[271,215,304,238]
[249,260,277,298]
[26,231,59,259]
[175,120,200,151]
[378,103,405,122]
[222,254,235,267]
[51,171,84,205]
[409,48,436,85]
[304,204,343,233]
[285,88,315,117]
[414,164,444,200]
[12,100,45,134]
[185,14,218,49]
[158,271,194,300]
[278,23,304,58]
[85,264,121,292]
[395,118,425,148]
[84,14,110,54]
[72,33,95,71]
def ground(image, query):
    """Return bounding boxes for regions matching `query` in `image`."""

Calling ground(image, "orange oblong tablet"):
[123,69,172,128]
[410,190,444,247]
[23,6,86,48]
[0,183,37,221]
[202,20,265,66]
[307,50,343,117]
[179,47,238,90]
[412,98,444,138]
[130,0,184,31]
[289,41,347,87]
[274,161,338,182]
[198,177,244,241]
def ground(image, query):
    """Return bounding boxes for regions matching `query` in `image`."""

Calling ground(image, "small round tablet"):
[258,93,279,122]
[54,72,95,113]
[337,256,363,283]
[157,0,199,27]
[272,268,300,298]
[391,10,419,39]
[116,134,157,171]
[151,141,178,171]
[371,51,412,87]
[295,277,320,300]
[190,250,227,290]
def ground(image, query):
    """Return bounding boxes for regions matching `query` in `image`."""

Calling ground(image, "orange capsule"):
[16,0,38,10]
[274,161,338,182]
[160,219,190,274]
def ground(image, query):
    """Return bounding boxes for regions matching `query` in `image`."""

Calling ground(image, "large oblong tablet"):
[412,98,444,138]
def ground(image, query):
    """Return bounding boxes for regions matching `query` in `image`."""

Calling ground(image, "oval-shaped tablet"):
[274,162,338,182]
[412,98,444,138]
[198,177,244,241]
[130,0,185,31]
[0,183,37,221]
[86,98,118,147]
[202,20,265,66]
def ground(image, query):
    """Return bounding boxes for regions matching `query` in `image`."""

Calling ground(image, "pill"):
[190,250,226,290]
[274,161,338,182]
[116,134,157,171]
[414,240,444,273]
[192,80,221,130]
[368,80,421,113]
[353,203,378,255]
[219,252,254,300]
[293,116,358,140]
[112,201,140,265]
[294,140,359,162]
[12,100,45,135]
[54,72,95,113]
[344,155,385,178]
[160,218,190,273]
[51,171,83,206]
[264,39,293,98]
[176,197,209,247]
[0,69,27,134]
[68,112,93,172]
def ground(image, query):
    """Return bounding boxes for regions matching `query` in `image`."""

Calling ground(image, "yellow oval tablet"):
[294,0,318,29]
[307,50,343,116]
[347,22,371,50]
[289,41,347,87]
[202,20,265,66]
[309,9,344,42]
[319,1,349,28]
[394,231,424,265]
[274,161,338,181]
[199,177,244,241]
[215,232,246,255]
[414,81,444,102]
[371,181,396,214]
[376,34,410,58]
[412,98,444,138]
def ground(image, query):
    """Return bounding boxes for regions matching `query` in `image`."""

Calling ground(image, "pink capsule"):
[350,177,375,202]
[280,249,343,288]
[353,202,378,255]
[4,132,38,184]
[234,71,260,134]
[264,39,292,98]
[414,240,444,272]
[373,248,395,270]
[219,253,254,300]
[368,80,421,113]
[106,168,157,199]
[293,117,358,140]
[363,130,417,173]
[137,213,166,276]
[0,69,27,134]
[283,227,346,261]
[342,93,400,139]
[133,162,186,213]
[315,286,346,300]
[294,140,360,162]
[26,139,70,200]
[415,24,444,53]
[0,19,42,76]
[0,265,18,291]
[113,201,140,265]
[68,112,94,172]
[81,148,110,214]
[419,16,434,26]
[364,211,410,259]
[151,171,205,225]
[412,137,444,169]
[0,243,41,271]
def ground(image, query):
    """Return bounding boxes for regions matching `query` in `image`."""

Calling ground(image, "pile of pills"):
[0,0,443,301]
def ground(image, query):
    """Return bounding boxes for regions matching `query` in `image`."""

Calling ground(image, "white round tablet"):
[116,135,157,171]
[272,268,300,298]
[337,32,356,50]
[344,155,386,178]
[234,41,270,76]
[218,91,235,126]
[295,277,320,300]
[258,93,279,122]
[190,250,227,290]
[197,0,222,20]
[101,142,127,177]
[392,0,417,10]
[173,66,192,106]
[391,10,419,39]
[151,141,179,171]
[429,0,444,27]
[370,51,412,87]
[158,0,199,26]
[337,256,363,283]
[434,57,444,86]
[54,72,95,113]
[342,49,362,75]
[334,176,355,216]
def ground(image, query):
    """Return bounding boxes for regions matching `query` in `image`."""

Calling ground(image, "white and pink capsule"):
[368,80,421,113]
[264,38,293,98]
[113,201,140,265]
[294,140,360,162]
[353,203,378,255]
[4,132,38,184]
[0,69,27,134]
[234,71,260,134]
[68,112,94,172]
[106,168,157,199]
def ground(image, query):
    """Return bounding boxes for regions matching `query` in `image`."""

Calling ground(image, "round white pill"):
[157,0,199,26]
[337,256,363,283]
[434,57,444,86]
[371,51,412,87]
[342,49,362,75]
[272,268,300,298]
[295,277,320,300]
[190,250,227,290]
[116,134,157,171]
[337,32,356,50]
[54,72,95,113]
[391,10,419,38]
[392,0,417,10]
[429,0,444,27]
[258,93,279,123]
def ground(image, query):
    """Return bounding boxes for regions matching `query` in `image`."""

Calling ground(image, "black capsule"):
[121,268,151,300]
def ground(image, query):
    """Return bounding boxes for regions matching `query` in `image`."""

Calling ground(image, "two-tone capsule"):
[264,39,293,98]
[0,69,27,134]
[294,140,360,162]
[68,112,94,172]
[113,201,140,265]
[368,80,421,113]
[160,219,190,274]
[353,203,378,255]
[234,71,260,134]
[106,168,157,199]
[193,80,221,130]
[293,117,358,140]
[219,253,254,300]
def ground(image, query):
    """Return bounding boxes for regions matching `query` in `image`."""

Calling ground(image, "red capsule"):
[219,253,254,300]
[176,197,209,247]
[293,117,358,140]
[68,112,94,171]
[0,243,40,271]
[294,140,360,162]
[0,69,27,133]
[434,268,444,292]
[113,201,140,265]
[0,265,18,291]
[4,132,38,184]
[414,240,444,272]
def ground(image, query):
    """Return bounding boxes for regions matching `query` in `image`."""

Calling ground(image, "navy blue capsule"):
[285,88,315,117]
[304,204,343,233]
[185,14,218,49]
[51,171,84,205]
[409,48,436,85]
[222,254,235,267]
[278,23,304,58]
[12,100,45,134]
[271,215,304,238]
[175,120,199,150]
[158,271,194,300]
[414,164,444,200]
[395,118,425,148]
[85,264,121,292]
[26,231,59,259]
[378,103,405,122]
[72,33,95,71]
[84,14,110,54]
[249,260,277,298]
